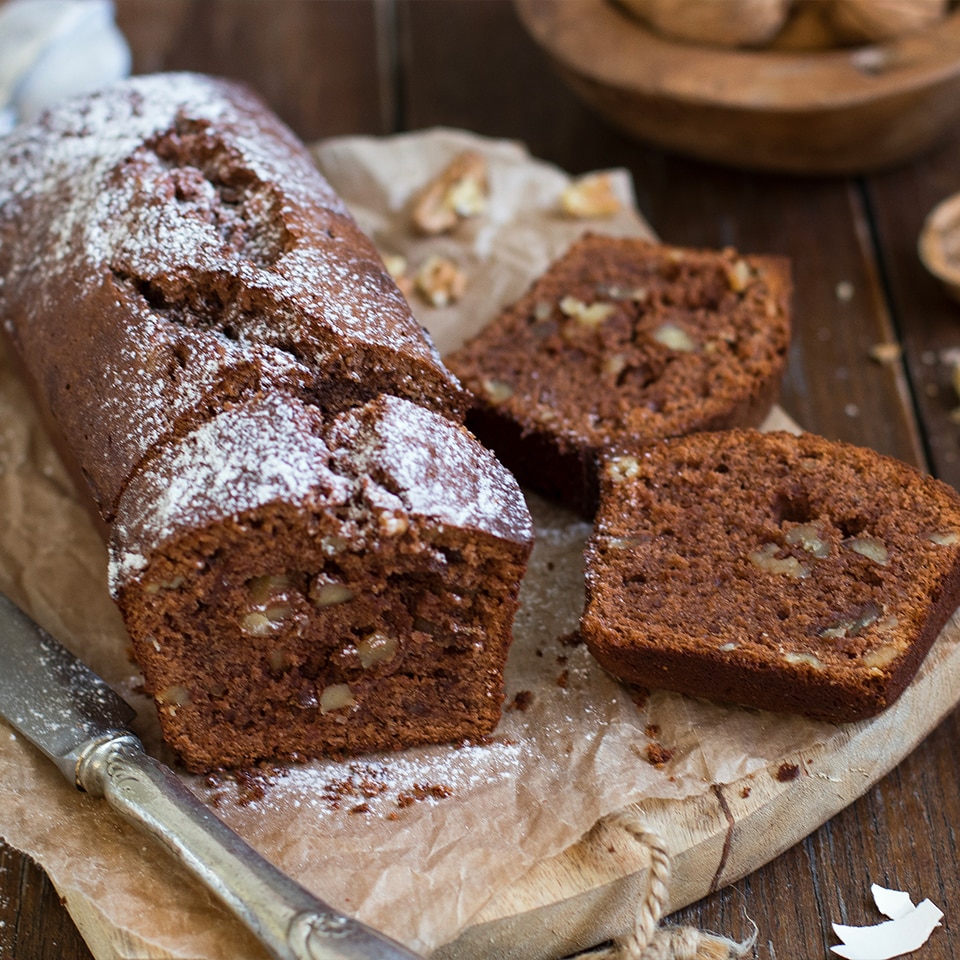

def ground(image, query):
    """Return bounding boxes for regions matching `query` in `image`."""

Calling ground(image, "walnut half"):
[412,151,489,235]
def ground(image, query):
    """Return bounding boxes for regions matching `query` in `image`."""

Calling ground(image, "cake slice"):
[446,234,791,516]
[111,393,533,771]
[581,429,960,723]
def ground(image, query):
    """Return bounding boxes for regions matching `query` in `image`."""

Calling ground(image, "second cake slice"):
[446,234,791,516]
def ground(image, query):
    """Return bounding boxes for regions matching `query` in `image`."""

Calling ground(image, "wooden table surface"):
[4,2,960,958]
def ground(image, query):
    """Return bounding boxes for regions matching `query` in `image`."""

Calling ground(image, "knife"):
[0,592,423,960]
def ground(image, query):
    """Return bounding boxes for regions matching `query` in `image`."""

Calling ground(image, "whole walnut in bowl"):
[515,0,960,174]
[616,0,792,47]
[616,0,949,49]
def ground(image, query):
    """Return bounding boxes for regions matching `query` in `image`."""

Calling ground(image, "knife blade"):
[0,592,423,960]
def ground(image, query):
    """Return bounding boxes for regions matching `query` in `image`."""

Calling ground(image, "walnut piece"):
[357,632,399,669]
[559,295,615,328]
[414,255,467,307]
[783,651,824,669]
[725,258,753,293]
[412,151,489,235]
[749,543,809,579]
[652,322,697,352]
[606,456,642,483]
[310,576,354,607]
[560,173,621,219]
[320,683,356,715]
[784,523,831,558]
[846,536,889,565]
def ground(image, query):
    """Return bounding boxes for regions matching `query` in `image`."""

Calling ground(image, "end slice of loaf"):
[111,393,533,771]
[581,429,960,723]
[445,234,791,516]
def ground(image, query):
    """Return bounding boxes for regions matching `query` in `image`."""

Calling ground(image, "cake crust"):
[0,72,467,520]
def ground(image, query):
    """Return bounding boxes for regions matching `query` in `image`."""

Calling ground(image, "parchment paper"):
[0,128,862,958]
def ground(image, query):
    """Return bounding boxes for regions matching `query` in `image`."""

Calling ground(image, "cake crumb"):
[645,743,674,768]
[508,689,535,712]
[869,342,902,365]
[775,761,801,782]
[836,280,854,301]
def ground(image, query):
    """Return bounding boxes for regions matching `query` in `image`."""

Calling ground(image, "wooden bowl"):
[514,0,960,174]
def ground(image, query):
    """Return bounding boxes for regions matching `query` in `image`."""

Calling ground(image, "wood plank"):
[114,0,385,140]
[865,124,960,490]
[0,838,95,960]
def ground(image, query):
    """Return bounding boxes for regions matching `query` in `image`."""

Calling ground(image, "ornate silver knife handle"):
[75,734,422,960]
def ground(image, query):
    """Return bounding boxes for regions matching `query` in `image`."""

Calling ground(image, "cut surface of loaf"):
[445,234,791,516]
[112,393,532,771]
[0,73,533,770]
[581,429,960,723]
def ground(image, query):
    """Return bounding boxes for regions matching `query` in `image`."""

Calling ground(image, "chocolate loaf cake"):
[445,234,791,516]
[0,73,533,770]
[581,429,960,723]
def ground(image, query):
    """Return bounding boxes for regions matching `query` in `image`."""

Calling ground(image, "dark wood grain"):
[0,838,95,960]
[114,0,386,140]
[866,126,960,490]
[5,2,960,958]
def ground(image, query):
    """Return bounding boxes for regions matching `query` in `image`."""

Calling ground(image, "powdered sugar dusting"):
[215,736,523,820]
[0,72,461,516]
[108,393,351,590]
[93,315,315,513]
[331,395,534,543]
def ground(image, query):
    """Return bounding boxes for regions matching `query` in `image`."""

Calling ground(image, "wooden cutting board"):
[50,607,960,960]
[9,128,960,960]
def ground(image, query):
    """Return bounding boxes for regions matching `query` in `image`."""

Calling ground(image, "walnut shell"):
[918,192,960,305]
[617,0,793,48]
[826,0,948,45]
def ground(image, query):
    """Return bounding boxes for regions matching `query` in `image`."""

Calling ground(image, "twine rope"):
[581,810,758,960]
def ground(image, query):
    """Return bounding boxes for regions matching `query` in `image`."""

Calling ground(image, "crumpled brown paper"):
[0,128,951,959]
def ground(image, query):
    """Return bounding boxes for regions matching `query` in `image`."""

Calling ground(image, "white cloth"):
[0,0,130,132]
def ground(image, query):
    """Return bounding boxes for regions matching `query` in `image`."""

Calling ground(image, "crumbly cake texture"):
[0,71,467,519]
[581,429,960,723]
[0,73,533,771]
[445,234,792,516]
